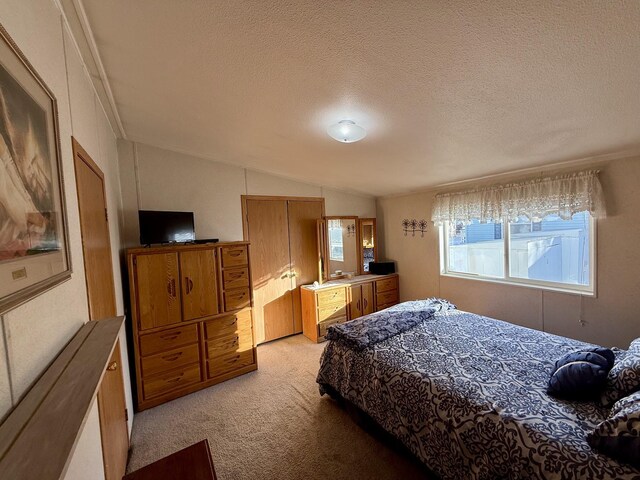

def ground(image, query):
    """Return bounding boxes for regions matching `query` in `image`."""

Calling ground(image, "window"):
[328,221,344,261]
[447,220,504,278]
[441,212,594,294]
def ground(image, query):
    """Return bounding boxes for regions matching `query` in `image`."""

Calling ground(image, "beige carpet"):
[127,334,434,479]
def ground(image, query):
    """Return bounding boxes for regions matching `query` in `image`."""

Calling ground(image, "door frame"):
[241,195,325,343]
[72,137,127,480]
[72,137,117,320]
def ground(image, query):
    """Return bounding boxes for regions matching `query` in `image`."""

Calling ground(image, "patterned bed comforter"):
[316,304,640,480]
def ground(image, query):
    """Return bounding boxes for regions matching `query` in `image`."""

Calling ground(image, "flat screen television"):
[139,210,195,245]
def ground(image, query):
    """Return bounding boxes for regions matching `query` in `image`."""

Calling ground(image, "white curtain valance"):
[431,170,606,226]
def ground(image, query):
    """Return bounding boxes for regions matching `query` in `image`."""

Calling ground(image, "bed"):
[316,300,640,479]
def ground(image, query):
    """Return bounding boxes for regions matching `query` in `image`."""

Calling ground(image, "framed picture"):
[0,24,71,313]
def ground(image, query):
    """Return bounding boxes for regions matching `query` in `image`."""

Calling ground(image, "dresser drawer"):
[375,276,398,294]
[223,267,250,290]
[206,332,253,360]
[207,349,255,379]
[142,363,201,399]
[221,246,248,268]
[205,309,252,340]
[317,288,346,306]
[377,289,399,306]
[318,303,347,322]
[224,288,251,311]
[139,324,199,357]
[141,343,200,377]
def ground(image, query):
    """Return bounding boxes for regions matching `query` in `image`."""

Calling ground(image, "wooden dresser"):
[127,242,257,411]
[300,273,399,342]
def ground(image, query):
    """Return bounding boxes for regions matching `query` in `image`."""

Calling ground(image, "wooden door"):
[135,253,182,330]
[362,282,374,315]
[97,341,128,480]
[180,249,218,320]
[73,138,116,320]
[73,138,128,480]
[244,199,294,343]
[288,200,325,333]
[350,285,363,319]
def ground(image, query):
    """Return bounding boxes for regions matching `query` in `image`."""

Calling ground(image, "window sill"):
[440,272,596,298]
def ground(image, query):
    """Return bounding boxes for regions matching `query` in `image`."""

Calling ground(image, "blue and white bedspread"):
[325,298,456,350]
[316,303,640,480]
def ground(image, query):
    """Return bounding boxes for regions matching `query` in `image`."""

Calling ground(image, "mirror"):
[317,216,359,282]
[359,218,377,273]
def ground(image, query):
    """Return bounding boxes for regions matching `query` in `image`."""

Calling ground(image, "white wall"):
[377,156,640,348]
[119,140,376,247]
[63,399,105,480]
[0,0,132,478]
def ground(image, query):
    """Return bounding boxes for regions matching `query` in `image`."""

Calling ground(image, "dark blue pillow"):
[548,348,615,400]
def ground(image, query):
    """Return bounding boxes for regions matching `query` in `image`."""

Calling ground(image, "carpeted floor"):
[127,334,434,479]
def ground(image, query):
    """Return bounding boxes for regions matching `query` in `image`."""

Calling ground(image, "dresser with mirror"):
[302,216,399,342]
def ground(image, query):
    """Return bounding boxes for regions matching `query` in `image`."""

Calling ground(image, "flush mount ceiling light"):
[327,120,367,143]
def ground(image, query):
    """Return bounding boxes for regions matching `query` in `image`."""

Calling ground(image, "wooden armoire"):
[127,241,256,410]
[242,196,324,344]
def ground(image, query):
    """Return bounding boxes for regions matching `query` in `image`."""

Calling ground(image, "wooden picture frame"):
[0,23,71,313]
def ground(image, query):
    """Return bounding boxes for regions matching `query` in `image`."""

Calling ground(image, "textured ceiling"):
[81,0,640,196]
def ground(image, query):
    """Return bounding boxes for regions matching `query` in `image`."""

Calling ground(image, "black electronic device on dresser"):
[369,261,396,275]
[139,210,195,245]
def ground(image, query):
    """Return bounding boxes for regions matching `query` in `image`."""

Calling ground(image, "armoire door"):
[244,199,294,343]
[288,200,325,333]
[135,252,182,330]
[180,249,219,320]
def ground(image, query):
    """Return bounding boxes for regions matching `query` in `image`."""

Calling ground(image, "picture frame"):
[0,23,71,313]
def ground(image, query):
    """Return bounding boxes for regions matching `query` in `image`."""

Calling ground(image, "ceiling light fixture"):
[327,120,366,143]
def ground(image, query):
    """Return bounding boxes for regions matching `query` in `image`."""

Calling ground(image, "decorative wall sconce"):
[347,223,356,236]
[402,219,428,237]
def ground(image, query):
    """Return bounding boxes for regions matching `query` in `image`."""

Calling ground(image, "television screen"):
[139,210,195,245]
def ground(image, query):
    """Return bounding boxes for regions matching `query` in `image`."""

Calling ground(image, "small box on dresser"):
[128,242,257,411]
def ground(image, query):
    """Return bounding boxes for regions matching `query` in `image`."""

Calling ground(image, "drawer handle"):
[229,272,243,279]
[225,336,239,346]
[166,373,185,383]
[159,333,180,340]
[162,353,183,361]
[228,355,241,363]
[363,298,368,309]
[229,251,242,257]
